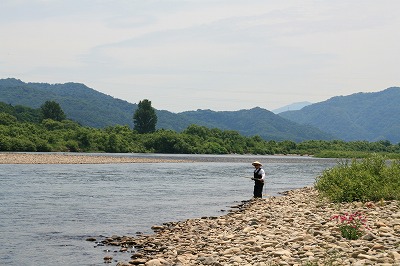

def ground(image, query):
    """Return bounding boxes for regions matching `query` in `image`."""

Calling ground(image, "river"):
[0,153,337,265]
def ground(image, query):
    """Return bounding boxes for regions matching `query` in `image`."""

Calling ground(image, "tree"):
[133,99,157,133]
[0,112,17,125]
[40,100,66,121]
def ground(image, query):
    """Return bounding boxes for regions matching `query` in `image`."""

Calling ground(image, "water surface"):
[0,153,337,265]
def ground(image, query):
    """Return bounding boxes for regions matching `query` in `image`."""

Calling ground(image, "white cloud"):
[1,0,399,112]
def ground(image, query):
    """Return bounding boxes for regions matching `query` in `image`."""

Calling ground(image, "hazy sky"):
[1,1,399,112]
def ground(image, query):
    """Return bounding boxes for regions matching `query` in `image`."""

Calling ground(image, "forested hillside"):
[0,78,136,128]
[0,102,41,123]
[279,87,400,143]
[0,78,333,141]
[179,107,334,142]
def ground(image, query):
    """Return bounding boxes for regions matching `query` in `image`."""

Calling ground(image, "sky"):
[1,0,399,113]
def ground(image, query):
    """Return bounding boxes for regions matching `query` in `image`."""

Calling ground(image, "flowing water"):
[0,153,337,265]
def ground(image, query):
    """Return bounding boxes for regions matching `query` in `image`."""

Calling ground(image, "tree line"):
[1,100,400,157]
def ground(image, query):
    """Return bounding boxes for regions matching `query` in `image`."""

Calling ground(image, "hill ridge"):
[0,78,332,141]
[279,87,400,142]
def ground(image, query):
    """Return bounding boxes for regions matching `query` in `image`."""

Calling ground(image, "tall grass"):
[315,154,400,202]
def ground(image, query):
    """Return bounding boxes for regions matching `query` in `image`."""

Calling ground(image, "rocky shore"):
[0,153,189,164]
[96,187,400,266]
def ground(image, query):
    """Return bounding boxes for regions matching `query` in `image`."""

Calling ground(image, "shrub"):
[65,140,80,152]
[0,135,12,151]
[315,154,400,202]
[9,137,36,152]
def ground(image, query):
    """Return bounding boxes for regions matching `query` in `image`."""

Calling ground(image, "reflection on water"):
[0,153,337,265]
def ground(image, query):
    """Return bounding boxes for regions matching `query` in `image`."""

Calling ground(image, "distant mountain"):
[0,78,333,141]
[272,101,312,114]
[279,87,400,143]
[178,107,334,142]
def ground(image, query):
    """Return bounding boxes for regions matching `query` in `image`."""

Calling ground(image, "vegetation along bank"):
[1,100,400,158]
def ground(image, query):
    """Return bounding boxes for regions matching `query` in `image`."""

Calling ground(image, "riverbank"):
[98,187,400,266]
[0,153,190,164]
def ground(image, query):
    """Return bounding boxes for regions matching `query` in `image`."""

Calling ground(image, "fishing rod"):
[242,176,268,197]
[243,176,264,181]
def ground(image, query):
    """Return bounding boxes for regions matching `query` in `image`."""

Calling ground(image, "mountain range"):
[1,78,399,143]
[279,87,400,143]
[272,101,312,114]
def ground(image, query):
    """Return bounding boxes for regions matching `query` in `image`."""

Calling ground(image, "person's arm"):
[260,168,266,182]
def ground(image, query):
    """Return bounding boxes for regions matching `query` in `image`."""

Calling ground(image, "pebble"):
[103,255,113,263]
[0,153,190,164]
[99,187,400,265]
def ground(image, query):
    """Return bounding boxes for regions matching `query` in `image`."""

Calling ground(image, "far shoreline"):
[0,152,191,164]
[0,151,337,165]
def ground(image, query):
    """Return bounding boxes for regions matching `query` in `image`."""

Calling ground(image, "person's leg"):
[258,183,264,198]
[254,182,263,198]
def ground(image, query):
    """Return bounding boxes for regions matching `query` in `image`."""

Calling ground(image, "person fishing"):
[251,161,265,198]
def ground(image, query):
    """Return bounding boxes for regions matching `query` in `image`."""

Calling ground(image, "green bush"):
[9,137,37,152]
[0,135,12,151]
[315,154,400,202]
[35,139,52,152]
[65,140,80,152]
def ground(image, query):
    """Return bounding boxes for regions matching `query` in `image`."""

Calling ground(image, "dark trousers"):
[253,180,264,198]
